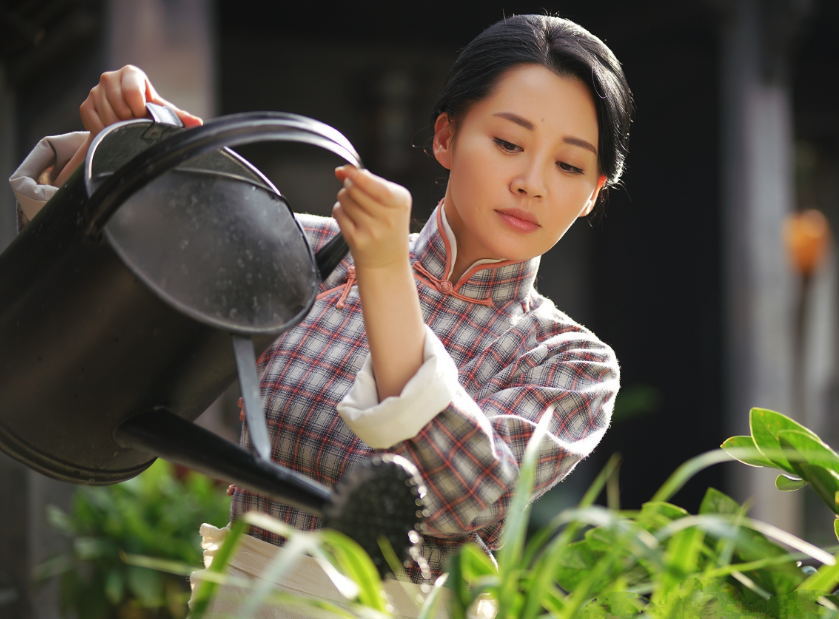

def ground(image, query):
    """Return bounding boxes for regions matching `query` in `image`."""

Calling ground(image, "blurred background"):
[1,0,838,616]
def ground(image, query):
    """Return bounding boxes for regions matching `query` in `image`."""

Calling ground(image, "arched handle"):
[83,111,363,246]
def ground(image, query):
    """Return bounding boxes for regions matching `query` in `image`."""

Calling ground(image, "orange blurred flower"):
[784,209,831,276]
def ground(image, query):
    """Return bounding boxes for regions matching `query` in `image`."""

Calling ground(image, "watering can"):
[0,104,425,573]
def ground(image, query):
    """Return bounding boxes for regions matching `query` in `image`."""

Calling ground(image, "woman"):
[10,13,632,615]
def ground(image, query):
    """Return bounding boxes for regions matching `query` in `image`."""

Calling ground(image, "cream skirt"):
[187,523,451,619]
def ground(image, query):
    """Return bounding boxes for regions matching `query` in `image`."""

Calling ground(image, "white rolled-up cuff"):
[9,131,89,221]
[337,325,460,449]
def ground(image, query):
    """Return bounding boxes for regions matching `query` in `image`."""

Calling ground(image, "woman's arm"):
[338,303,619,537]
[332,165,426,401]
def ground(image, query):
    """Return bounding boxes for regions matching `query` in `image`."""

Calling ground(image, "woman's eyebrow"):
[493,112,598,155]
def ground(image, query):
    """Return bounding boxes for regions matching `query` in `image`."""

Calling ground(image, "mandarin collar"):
[412,205,540,306]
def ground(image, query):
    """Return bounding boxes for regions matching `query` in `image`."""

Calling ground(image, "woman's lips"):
[496,209,540,233]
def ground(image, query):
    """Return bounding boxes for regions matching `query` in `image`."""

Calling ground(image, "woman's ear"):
[433,113,455,170]
[579,175,607,217]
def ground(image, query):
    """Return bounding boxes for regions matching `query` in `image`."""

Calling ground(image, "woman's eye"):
[557,161,584,175]
[493,138,521,153]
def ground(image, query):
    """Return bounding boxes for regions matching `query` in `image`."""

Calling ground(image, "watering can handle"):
[83,110,360,280]
[145,102,185,128]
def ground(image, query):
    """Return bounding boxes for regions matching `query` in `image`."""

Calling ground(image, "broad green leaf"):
[699,488,748,569]
[796,462,839,515]
[104,570,123,605]
[775,474,808,492]
[777,429,839,474]
[835,518,839,542]
[749,408,819,474]
[554,539,601,591]
[698,487,743,516]
[721,435,776,468]
[126,565,163,605]
[777,432,839,514]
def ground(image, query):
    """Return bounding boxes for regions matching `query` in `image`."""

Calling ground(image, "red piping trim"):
[436,202,520,295]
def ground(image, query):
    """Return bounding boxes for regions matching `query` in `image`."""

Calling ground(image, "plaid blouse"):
[232,206,619,581]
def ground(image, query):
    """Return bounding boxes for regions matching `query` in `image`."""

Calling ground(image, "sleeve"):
[9,132,89,228]
[337,308,618,537]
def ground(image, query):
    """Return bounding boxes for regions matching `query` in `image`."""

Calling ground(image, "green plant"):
[442,407,839,618]
[723,407,839,537]
[36,460,231,619]
[134,408,839,618]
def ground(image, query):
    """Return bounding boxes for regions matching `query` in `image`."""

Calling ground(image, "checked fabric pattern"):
[231,206,619,581]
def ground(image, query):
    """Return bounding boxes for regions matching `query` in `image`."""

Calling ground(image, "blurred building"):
[1,0,838,616]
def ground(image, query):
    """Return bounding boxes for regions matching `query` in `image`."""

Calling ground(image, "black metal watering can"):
[0,105,425,573]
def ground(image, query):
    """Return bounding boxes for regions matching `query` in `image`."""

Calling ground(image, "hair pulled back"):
[433,15,634,210]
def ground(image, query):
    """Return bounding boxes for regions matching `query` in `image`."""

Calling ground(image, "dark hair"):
[432,14,634,212]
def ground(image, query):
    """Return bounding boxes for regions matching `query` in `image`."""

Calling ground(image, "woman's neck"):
[442,197,502,283]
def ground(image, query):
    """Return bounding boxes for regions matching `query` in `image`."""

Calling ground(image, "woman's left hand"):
[332,165,424,401]
[333,165,412,270]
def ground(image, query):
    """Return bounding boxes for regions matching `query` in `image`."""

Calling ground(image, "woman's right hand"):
[54,65,203,187]
[80,65,202,136]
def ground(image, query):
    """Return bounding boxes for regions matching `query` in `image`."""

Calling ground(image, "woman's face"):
[434,64,606,268]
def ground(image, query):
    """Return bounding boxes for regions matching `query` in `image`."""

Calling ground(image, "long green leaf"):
[417,575,448,619]
[261,590,377,619]
[704,551,814,579]
[797,549,839,593]
[496,406,554,619]
[190,519,247,619]
[521,453,621,569]
[655,515,835,567]
[497,406,553,571]
[650,449,735,503]
[664,527,705,591]
[241,533,316,618]
[320,529,387,613]
[245,511,387,611]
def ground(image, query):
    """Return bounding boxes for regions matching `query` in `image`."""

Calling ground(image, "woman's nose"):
[511,163,546,198]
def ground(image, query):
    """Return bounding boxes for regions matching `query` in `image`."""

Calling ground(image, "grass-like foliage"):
[47,407,839,618]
